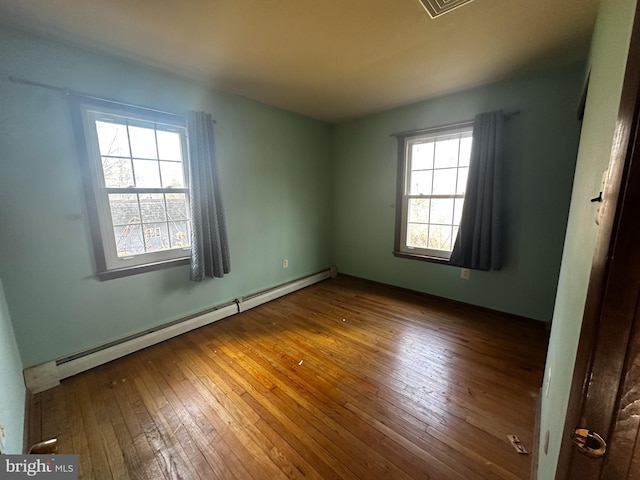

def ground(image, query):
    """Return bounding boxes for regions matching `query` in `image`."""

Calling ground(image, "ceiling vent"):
[419,0,475,18]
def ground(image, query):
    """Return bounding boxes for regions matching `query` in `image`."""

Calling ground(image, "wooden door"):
[556,4,640,478]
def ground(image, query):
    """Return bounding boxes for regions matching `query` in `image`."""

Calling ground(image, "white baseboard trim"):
[56,303,238,383]
[24,361,60,394]
[238,270,331,312]
[24,269,332,394]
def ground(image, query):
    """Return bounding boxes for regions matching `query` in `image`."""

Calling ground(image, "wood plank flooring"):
[28,275,549,479]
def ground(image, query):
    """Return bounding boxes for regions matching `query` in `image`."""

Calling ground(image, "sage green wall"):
[0,27,333,367]
[538,0,637,478]
[332,64,583,321]
[0,277,25,453]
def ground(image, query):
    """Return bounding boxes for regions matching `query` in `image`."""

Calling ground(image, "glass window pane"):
[114,224,144,257]
[459,135,472,167]
[408,170,433,195]
[454,198,465,225]
[170,221,191,248]
[432,168,457,195]
[129,125,158,159]
[408,198,430,223]
[160,161,185,188]
[402,128,472,256]
[140,194,167,223]
[411,141,434,170]
[133,159,161,187]
[143,223,170,252]
[430,198,454,225]
[156,130,182,161]
[96,121,130,157]
[452,226,460,245]
[456,167,469,195]
[407,223,428,249]
[434,137,460,169]
[102,156,134,188]
[166,193,189,221]
[428,225,453,251]
[108,194,140,226]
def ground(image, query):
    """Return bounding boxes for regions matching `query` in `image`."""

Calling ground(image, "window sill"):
[96,257,190,281]
[392,251,451,265]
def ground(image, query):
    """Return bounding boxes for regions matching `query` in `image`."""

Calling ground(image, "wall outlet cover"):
[0,423,5,453]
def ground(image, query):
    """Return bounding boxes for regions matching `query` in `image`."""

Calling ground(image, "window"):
[394,122,473,260]
[71,98,191,279]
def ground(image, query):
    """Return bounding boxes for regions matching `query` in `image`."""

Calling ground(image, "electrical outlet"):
[460,268,470,279]
[545,366,552,398]
[544,430,550,455]
[282,258,288,268]
[0,423,5,454]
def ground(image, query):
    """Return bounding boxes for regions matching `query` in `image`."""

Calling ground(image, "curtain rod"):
[7,75,216,123]
[390,110,521,138]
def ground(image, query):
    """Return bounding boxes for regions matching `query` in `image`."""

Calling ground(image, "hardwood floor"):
[28,275,549,479]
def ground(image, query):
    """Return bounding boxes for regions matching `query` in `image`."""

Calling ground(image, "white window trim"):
[71,97,191,279]
[394,121,473,262]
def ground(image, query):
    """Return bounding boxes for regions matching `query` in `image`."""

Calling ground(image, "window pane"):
[133,159,161,187]
[166,193,189,221]
[83,103,193,271]
[170,221,191,248]
[432,168,457,195]
[408,170,433,195]
[428,225,453,250]
[140,194,167,223]
[160,161,185,188]
[459,135,472,167]
[143,223,170,252]
[129,125,158,160]
[156,130,182,161]
[109,194,140,226]
[114,224,144,257]
[452,226,460,245]
[454,198,465,224]
[434,137,460,169]
[456,167,469,195]
[430,198,454,225]
[400,127,472,257]
[102,156,134,188]
[96,121,130,157]
[411,141,434,170]
[407,223,428,249]
[408,198,429,223]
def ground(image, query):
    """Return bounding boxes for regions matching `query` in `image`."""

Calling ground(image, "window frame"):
[70,97,191,280]
[393,120,474,263]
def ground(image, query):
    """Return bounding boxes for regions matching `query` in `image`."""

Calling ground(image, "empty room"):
[1,0,639,478]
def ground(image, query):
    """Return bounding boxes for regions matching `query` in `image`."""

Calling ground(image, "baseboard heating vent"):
[56,300,238,366]
[24,268,332,393]
[238,270,331,312]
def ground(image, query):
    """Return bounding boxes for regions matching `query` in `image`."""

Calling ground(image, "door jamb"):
[555,4,640,478]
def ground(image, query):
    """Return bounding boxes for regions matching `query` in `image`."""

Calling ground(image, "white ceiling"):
[0,0,600,122]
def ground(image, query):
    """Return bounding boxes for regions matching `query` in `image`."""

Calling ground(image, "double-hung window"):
[395,122,473,260]
[72,98,191,279]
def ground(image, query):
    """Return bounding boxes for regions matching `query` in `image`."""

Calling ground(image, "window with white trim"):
[72,98,191,279]
[395,123,473,260]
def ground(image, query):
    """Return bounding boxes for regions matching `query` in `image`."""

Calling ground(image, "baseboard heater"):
[24,268,333,393]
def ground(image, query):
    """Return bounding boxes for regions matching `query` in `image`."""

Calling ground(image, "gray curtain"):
[187,111,231,281]
[449,110,504,271]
